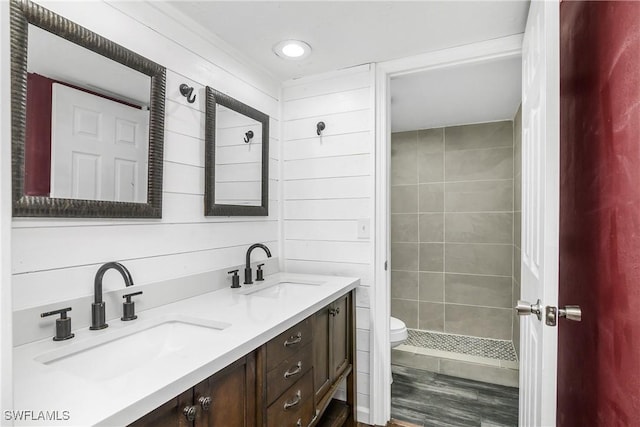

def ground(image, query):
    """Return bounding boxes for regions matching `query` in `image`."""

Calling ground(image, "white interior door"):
[519,1,560,426]
[50,83,149,202]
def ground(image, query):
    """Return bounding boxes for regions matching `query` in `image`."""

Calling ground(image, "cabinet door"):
[312,304,331,404]
[194,353,256,427]
[128,389,193,427]
[330,293,350,381]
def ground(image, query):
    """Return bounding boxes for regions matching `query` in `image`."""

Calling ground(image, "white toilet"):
[390,316,408,348]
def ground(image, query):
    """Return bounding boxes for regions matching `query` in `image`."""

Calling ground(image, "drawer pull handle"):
[283,390,302,410]
[198,396,212,411]
[284,332,302,347]
[284,361,303,378]
[183,405,197,421]
[296,418,303,427]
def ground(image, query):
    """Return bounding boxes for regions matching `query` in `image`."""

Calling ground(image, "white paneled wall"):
[11,1,280,310]
[282,65,375,422]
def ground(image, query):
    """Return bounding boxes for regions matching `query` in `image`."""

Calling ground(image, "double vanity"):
[8,1,359,425]
[14,271,359,426]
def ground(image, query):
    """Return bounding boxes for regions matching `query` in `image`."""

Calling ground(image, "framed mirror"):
[10,0,166,217]
[205,86,269,216]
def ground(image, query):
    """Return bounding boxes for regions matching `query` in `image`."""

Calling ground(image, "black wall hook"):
[244,130,254,143]
[179,84,196,104]
[316,121,325,136]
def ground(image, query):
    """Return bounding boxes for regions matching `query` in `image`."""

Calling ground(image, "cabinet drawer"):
[267,370,314,427]
[266,318,312,371]
[267,342,313,405]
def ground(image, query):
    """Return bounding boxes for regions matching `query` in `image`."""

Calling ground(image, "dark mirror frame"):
[10,0,166,218]
[205,86,269,216]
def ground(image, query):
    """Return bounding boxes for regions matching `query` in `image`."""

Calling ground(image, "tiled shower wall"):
[512,106,522,355]
[390,121,515,340]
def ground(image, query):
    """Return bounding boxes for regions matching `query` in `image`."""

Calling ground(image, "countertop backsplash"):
[13,257,280,346]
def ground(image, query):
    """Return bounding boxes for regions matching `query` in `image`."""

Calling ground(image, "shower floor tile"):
[391,365,519,427]
[406,329,517,362]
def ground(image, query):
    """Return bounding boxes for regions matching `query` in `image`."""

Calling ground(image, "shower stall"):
[390,111,522,388]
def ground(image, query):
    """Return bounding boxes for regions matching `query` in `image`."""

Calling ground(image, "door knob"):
[559,305,582,321]
[515,299,542,321]
[183,405,197,421]
[198,396,212,411]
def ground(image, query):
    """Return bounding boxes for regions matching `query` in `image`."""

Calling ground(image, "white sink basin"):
[240,280,325,298]
[35,315,230,382]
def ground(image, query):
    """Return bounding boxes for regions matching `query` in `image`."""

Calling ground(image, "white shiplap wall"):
[282,65,375,422]
[11,1,281,311]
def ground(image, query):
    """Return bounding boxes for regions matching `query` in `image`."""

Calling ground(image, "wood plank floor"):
[391,365,519,427]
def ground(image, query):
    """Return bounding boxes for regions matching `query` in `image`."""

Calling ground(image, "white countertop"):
[12,272,359,426]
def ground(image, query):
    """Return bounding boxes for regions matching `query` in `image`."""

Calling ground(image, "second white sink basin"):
[35,315,230,382]
[240,280,325,298]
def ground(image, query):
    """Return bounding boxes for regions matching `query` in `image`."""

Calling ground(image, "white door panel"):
[519,1,560,426]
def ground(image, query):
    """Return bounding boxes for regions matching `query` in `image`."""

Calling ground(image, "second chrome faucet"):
[90,262,135,330]
[244,243,272,285]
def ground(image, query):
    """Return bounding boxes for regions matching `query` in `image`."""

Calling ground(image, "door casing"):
[371,34,524,425]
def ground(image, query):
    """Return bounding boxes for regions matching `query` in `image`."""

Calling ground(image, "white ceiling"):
[168,1,530,82]
[390,56,522,132]
[168,1,527,132]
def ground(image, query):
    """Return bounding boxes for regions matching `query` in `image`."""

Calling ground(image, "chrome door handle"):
[559,305,582,321]
[515,299,542,321]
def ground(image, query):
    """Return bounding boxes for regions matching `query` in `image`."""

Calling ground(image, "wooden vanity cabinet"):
[312,303,332,402]
[129,289,355,427]
[194,355,256,426]
[312,293,351,405]
[258,291,355,427]
[129,353,256,427]
[129,389,193,427]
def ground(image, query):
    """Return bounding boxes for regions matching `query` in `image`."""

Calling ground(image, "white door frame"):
[370,34,523,426]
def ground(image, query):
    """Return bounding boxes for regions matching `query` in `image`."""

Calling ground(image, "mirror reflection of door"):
[214,104,263,206]
[50,84,149,202]
[24,24,152,203]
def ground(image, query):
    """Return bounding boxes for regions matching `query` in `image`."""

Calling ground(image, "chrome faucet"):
[244,243,272,285]
[90,262,134,330]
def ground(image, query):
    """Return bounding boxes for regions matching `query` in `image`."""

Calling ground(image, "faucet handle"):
[41,307,74,341]
[256,264,265,281]
[122,291,143,321]
[123,291,143,300]
[228,270,240,288]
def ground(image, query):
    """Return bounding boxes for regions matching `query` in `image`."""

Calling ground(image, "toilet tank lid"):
[390,316,406,330]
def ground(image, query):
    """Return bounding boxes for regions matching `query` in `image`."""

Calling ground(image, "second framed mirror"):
[205,87,269,216]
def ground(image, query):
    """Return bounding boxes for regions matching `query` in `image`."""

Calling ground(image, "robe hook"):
[244,130,254,143]
[179,84,196,104]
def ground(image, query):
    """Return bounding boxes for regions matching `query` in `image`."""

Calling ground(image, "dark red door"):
[558,1,640,425]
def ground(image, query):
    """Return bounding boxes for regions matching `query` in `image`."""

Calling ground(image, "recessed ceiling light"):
[273,40,312,60]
